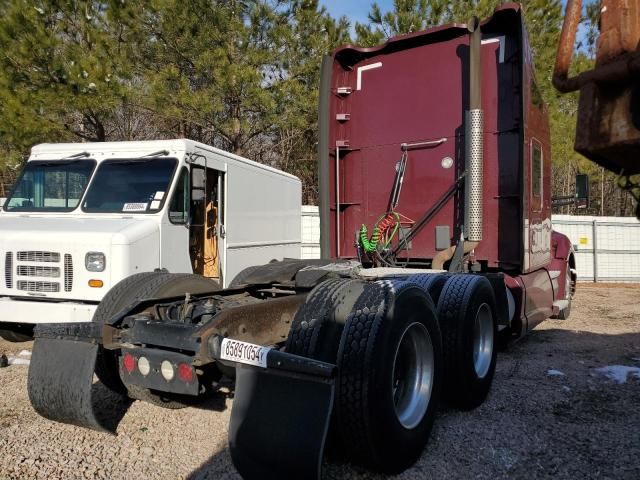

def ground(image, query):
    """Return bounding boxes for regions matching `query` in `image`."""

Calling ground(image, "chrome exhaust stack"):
[432,19,484,271]
[465,17,484,243]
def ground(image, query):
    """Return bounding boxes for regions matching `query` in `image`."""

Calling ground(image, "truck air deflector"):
[229,364,334,480]
[28,323,126,433]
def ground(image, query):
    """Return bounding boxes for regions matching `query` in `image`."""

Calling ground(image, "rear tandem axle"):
[28,264,507,479]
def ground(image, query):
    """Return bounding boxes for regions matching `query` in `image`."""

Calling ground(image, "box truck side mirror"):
[575,174,589,209]
[192,168,205,190]
[551,174,590,209]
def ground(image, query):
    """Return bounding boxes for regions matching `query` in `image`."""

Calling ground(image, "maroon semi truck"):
[27,4,582,479]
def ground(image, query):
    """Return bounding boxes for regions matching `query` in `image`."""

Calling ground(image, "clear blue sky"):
[320,1,573,26]
[319,0,394,26]
[319,1,585,46]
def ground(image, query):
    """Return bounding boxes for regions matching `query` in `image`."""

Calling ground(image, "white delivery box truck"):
[0,139,301,341]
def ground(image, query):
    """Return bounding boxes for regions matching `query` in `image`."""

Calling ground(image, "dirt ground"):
[1,285,639,479]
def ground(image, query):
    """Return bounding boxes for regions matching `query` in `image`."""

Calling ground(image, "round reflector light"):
[178,363,194,383]
[138,356,151,376]
[160,360,174,381]
[441,156,454,169]
[123,353,136,374]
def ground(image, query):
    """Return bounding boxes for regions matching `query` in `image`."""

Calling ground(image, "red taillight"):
[123,353,136,373]
[178,363,194,382]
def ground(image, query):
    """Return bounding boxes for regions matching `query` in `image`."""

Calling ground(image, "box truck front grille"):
[17,280,60,293]
[64,254,73,292]
[5,252,12,288]
[17,251,60,263]
[17,265,61,278]
[12,251,70,294]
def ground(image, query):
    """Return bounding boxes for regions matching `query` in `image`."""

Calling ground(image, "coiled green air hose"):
[359,224,381,253]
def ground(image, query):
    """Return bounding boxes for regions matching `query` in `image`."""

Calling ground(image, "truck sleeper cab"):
[0,139,301,340]
[26,5,576,480]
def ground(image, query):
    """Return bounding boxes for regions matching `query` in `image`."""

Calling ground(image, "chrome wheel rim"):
[565,268,573,300]
[392,322,434,429]
[473,303,494,378]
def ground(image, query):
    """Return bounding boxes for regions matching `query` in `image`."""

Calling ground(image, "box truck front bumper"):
[0,297,97,324]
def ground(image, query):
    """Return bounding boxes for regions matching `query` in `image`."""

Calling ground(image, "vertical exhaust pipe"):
[432,18,483,270]
[465,17,484,242]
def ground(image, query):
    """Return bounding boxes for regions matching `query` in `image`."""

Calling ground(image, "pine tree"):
[271,0,350,202]
[0,0,139,163]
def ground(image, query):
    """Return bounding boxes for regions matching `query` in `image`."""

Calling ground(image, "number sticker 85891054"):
[220,338,272,368]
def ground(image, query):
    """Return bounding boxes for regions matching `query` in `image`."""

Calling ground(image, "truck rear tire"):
[93,272,219,406]
[437,274,498,410]
[285,278,361,362]
[405,273,449,304]
[334,280,443,473]
[229,265,263,287]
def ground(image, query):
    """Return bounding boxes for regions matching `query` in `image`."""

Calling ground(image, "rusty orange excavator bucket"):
[553,0,640,179]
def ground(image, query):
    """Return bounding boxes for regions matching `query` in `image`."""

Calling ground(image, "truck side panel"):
[224,159,302,284]
[521,20,553,274]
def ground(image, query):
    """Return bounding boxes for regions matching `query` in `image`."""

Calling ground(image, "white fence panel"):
[300,210,640,282]
[301,205,321,259]
[553,215,640,282]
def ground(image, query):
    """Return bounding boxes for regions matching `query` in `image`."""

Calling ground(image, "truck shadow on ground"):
[90,383,132,432]
[184,327,640,480]
[89,383,230,434]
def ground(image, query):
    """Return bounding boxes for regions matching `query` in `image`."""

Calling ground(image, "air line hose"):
[360,212,401,253]
[359,224,381,253]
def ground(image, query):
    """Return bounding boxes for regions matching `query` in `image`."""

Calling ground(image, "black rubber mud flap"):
[28,324,127,433]
[229,364,335,480]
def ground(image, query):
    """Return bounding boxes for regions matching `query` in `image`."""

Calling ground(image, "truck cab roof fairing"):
[332,3,523,67]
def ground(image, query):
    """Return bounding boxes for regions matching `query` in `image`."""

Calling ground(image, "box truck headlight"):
[85,252,106,272]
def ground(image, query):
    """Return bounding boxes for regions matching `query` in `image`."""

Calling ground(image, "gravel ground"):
[1,285,639,479]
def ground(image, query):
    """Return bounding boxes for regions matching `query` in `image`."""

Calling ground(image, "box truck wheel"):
[139,273,220,298]
[92,272,172,395]
[93,272,219,407]
[122,273,219,408]
[0,325,34,343]
[334,281,443,473]
[437,275,498,410]
[405,273,450,304]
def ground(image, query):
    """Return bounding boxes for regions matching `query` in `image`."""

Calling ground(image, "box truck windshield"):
[4,159,95,212]
[82,157,178,213]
